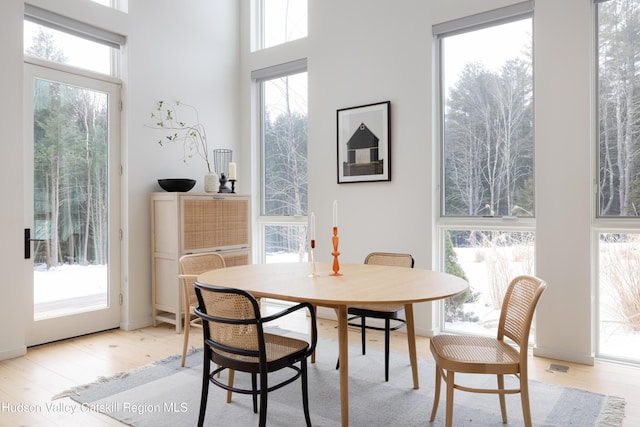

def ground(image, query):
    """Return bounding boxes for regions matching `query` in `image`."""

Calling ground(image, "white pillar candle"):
[333,200,338,228]
[228,162,237,180]
[309,212,315,240]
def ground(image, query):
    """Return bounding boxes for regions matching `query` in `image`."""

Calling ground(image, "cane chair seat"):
[215,333,310,365]
[430,335,521,374]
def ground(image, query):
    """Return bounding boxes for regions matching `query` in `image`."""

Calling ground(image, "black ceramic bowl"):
[157,179,196,192]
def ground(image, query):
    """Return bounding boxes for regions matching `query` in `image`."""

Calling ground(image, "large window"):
[435,3,534,336]
[255,62,308,263]
[597,0,640,363]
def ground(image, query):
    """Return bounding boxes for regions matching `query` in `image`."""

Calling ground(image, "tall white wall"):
[533,0,594,364]
[124,0,240,329]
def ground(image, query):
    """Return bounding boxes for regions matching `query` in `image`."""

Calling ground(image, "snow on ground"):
[34,263,107,303]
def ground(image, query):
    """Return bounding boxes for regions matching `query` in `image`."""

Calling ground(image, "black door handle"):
[24,228,45,259]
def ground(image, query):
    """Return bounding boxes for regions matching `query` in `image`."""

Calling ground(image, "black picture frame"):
[336,101,391,183]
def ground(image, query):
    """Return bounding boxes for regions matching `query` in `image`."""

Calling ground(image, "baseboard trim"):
[533,345,595,366]
[120,318,153,331]
[0,345,27,361]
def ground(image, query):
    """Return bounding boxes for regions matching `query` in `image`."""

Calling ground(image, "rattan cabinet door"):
[181,196,250,252]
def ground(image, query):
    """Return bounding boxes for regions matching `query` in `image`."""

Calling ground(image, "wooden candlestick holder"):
[330,226,342,276]
[308,239,317,277]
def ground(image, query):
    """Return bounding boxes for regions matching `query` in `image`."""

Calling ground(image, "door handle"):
[24,228,45,259]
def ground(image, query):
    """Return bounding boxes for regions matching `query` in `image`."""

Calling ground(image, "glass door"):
[24,62,121,346]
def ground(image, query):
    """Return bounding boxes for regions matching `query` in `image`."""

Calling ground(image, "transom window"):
[255,0,308,51]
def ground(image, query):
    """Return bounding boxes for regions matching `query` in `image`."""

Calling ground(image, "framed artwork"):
[336,101,391,183]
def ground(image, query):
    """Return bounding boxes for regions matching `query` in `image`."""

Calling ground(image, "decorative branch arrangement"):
[149,100,212,172]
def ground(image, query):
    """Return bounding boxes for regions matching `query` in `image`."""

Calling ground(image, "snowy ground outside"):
[450,246,640,363]
[34,263,107,304]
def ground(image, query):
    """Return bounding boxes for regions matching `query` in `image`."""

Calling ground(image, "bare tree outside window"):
[439,17,535,336]
[255,1,308,264]
[598,0,640,217]
[262,0,307,49]
[27,29,109,270]
[597,0,640,363]
[25,23,116,320]
[261,72,308,262]
[442,23,534,218]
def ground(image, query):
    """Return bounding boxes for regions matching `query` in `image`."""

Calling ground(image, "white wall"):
[240,0,595,363]
[0,0,26,360]
[533,0,594,364]
[124,0,240,329]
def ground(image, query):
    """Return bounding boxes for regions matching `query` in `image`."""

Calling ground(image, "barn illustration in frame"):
[337,101,390,183]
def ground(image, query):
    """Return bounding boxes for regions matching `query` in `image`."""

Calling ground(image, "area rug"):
[54,336,625,427]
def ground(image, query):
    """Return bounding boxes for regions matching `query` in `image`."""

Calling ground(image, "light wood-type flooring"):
[0,306,638,426]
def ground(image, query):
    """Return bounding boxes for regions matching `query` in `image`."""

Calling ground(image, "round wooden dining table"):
[198,261,468,427]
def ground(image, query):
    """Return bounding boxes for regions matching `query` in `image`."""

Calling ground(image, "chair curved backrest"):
[178,253,227,367]
[498,275,547,353]
[179,253,226,312]
[196,286,264,359]
[364,252,414,268]
[343,251,415,382]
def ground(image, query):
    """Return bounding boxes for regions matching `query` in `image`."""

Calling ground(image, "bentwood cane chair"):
[337,252,415,381]
[178,253,226,367]
[179,253,237,404]
[429,275,547,427]
[193,282,317,427]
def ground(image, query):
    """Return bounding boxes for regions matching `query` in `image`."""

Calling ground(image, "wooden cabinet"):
[151,192,251,331]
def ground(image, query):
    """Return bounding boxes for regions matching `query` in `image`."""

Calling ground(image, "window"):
[596,0,640,363]
[24,21,116,76]
[23,6,123,76]
[254,62,308,263]
[255,0,307,51]
[435,3,534,336]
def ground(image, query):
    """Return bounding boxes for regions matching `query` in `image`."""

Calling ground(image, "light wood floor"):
[0,311,638,426]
